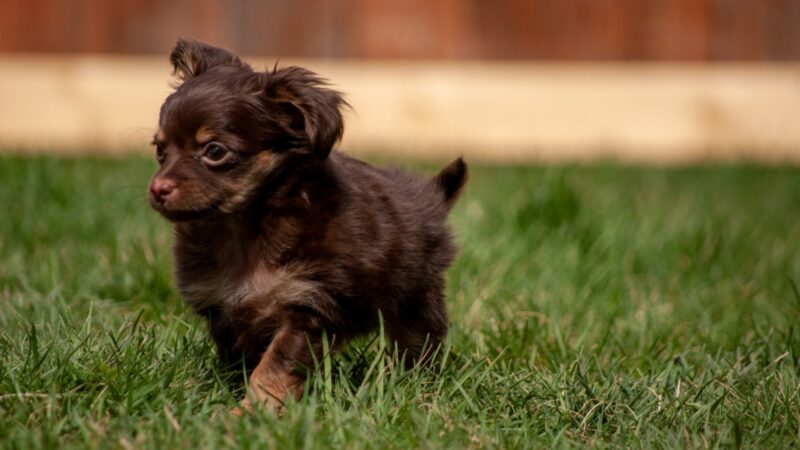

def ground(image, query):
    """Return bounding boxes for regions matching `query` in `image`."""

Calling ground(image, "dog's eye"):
[155,143,166,163]
[206,144,227,161]
[201,142,233,166]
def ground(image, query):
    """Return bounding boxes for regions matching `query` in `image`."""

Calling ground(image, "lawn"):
[1,154,799,449]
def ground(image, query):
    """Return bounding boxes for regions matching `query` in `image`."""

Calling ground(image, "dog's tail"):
[432,157,468,209]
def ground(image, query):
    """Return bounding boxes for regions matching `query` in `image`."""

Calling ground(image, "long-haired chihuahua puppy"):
[148,39,467,413]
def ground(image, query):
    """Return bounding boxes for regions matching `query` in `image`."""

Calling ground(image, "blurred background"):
[1,0,799,162]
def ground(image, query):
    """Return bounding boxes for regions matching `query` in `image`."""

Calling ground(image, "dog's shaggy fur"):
[148,39,467,413]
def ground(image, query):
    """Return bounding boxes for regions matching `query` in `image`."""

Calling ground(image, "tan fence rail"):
[1,55,799,163]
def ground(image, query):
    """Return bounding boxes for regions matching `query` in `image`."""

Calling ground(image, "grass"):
[1,153,799,449]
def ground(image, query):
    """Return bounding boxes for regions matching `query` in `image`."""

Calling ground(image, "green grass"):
[1,154,799,449]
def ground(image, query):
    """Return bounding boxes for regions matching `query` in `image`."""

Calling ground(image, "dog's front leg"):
[231,320,329,415]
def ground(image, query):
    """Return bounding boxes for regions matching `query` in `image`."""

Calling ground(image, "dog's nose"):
[150,178,176,199]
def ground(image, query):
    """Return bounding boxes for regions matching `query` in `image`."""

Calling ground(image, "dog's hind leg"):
[388,290,449,370]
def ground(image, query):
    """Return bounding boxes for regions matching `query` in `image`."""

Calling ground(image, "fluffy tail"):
[433,157,468,208]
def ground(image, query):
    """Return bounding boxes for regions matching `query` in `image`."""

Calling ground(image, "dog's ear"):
[170,39,249,81]
[263,67,347,159]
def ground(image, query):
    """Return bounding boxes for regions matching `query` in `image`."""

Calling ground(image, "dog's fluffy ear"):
[263,67,347,159]
[170,39,249,81]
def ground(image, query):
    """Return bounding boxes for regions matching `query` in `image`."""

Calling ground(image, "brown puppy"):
[148,39,467,413]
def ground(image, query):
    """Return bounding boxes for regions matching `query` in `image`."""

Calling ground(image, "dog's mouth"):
[156,206,218,222]
[149,198,219,222]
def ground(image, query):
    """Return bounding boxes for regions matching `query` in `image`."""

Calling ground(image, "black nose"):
[150,178,176,199]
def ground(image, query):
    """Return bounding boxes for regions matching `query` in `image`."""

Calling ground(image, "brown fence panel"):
[1,0,798,59]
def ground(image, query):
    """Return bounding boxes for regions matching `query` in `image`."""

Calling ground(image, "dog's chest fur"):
[172,222,293,314]
[178,256,273,310]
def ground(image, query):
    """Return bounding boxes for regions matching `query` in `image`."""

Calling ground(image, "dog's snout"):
[150,178,177,200]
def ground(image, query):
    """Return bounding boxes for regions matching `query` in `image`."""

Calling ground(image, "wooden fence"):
[1,55,799,162]
[1,0,799,59]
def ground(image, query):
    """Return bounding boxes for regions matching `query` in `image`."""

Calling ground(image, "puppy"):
[148,39,467,413]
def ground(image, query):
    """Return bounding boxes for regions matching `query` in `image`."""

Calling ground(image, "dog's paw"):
[229,398,253,417]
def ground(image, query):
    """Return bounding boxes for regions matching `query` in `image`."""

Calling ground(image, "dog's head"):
[149,39,346,222]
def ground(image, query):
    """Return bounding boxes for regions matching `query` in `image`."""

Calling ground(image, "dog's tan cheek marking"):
[156,129,166,142]
[222,152,275,212]
[255,152,273,170]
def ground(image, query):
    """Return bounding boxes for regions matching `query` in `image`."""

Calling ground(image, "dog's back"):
[292,152,466,347]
